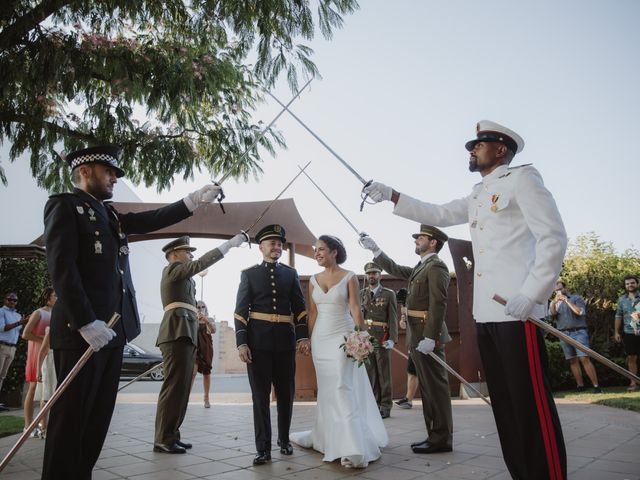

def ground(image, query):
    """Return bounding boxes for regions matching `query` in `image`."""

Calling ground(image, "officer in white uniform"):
[360,120,568,480]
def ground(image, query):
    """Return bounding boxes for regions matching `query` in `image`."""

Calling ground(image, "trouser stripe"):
[525,322,563,480]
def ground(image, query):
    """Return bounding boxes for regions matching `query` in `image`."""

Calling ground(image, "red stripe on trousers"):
[528,323,564,480]
[525,323,562,480]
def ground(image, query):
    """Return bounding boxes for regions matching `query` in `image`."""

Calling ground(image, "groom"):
[361,225,454,453]
[234,224,310,465]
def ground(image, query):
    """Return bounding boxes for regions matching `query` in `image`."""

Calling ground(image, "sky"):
[1,0,639,326]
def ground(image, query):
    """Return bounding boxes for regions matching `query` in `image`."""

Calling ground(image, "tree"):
[560,232,640,310]
[0,0,359,191]
[546,232,640,388]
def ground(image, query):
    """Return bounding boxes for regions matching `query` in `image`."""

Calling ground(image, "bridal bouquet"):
[340,327,377,367]
[631,310,640,335]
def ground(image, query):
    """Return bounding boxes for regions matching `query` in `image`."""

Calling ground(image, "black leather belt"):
[0,341,16,347]
[559,327,587,333]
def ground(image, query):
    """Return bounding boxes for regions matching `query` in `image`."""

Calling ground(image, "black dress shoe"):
[380,410,390,419]
[253,451,272,465]
[277,439,293,455]
[410,439,429,448]
[412,441,453,454]
[176,440,192,449]
[153,443,186,454]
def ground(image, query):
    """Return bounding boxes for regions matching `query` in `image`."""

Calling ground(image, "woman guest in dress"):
[35,326,56,438]
[290,235,388,468]
[192,301,216,408]
[22,287,56,436]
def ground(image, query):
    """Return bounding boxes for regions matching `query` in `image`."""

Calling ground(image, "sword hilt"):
[213,181,226,214]
[359,179,373,212]
[240,230,251,249]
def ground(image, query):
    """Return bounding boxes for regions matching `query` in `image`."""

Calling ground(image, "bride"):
[290,235,388,468]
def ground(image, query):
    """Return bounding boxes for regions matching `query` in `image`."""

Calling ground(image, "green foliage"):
[554,387,640,413]
[0,0,359,191]
[544,233,640,390]
[560,232,640,310]
[0,414,24,438]
[0,256,51,405]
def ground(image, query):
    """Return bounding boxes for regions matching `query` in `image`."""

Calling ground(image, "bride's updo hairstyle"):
[319,235,347,265]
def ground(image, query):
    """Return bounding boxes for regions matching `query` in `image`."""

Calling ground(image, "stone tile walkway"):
[1,396,639,479]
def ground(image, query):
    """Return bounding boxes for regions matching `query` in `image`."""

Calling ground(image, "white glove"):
[382,339,395,350]
[504,293,535,321]
[363,182,393,203]
[359,234,382,257]
[79,320,117,352]
[416,337,436,355]
[218,233,247,255]
[183,184,223,212]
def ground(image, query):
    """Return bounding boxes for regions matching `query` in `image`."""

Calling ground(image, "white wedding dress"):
[290,272,388,468]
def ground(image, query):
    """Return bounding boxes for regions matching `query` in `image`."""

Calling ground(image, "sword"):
[210,78,312,213]
[241,161,312,244]
[268,92,373,211]
[391,347,491,406]
[297,166,367,248]
[0,313,121,473]
[117,362,164,392]
[493,294,640,385]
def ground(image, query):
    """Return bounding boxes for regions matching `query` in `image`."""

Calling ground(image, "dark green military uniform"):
[154,236,224,448]
[373,225,453,450]
[360,262,398,417]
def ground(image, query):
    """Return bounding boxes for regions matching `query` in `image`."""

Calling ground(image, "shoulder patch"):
[507,163,533,170]
[48,192,75,199]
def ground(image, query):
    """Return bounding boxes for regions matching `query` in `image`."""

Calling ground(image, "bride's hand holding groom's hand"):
[238,345,252,363]
[297,339,311,356]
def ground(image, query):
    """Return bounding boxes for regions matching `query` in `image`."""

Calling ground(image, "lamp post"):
[197,268,209,301]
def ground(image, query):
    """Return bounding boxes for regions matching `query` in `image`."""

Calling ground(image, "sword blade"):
[215,78,312,185]
[243,160,312,234]
[117,362,164,392]
[493,294,640,385]
[267,91,367,185]
[390,346,491,406]
[298,166,361,235]
[0,313,121,473]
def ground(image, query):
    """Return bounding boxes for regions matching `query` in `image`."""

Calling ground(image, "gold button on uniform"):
[272,290,276,294]
[476,272,482,277]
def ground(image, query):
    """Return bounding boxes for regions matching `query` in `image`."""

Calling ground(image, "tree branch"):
[0,0,74,52]
[0,111,96,142]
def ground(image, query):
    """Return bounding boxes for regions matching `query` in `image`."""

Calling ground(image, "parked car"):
[121,343,164,381]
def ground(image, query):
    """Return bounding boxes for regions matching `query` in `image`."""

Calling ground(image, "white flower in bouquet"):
[631,310,640,334]
[340,327,377,367]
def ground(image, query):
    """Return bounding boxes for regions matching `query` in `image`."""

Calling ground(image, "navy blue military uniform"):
[42,146,192,480]
[234,225,308,455]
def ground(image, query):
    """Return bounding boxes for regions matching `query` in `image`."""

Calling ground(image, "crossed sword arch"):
[4,80,640,473]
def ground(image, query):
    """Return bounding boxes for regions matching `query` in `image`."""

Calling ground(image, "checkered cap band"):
[70,153,118,169]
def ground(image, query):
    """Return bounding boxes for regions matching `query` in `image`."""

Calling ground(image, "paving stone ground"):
[1,393,639,479]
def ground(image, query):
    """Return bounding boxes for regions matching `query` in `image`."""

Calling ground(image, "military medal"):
[94,240,103,254]
[88,207,97,221]
[490,194,500,213]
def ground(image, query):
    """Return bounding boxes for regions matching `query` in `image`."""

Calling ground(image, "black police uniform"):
[42,147,192,480]
[234,225,308,456]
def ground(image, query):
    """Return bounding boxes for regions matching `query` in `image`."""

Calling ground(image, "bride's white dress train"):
[290,272,388,468]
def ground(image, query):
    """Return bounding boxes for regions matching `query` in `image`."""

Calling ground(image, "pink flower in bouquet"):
[340,327,377,367]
